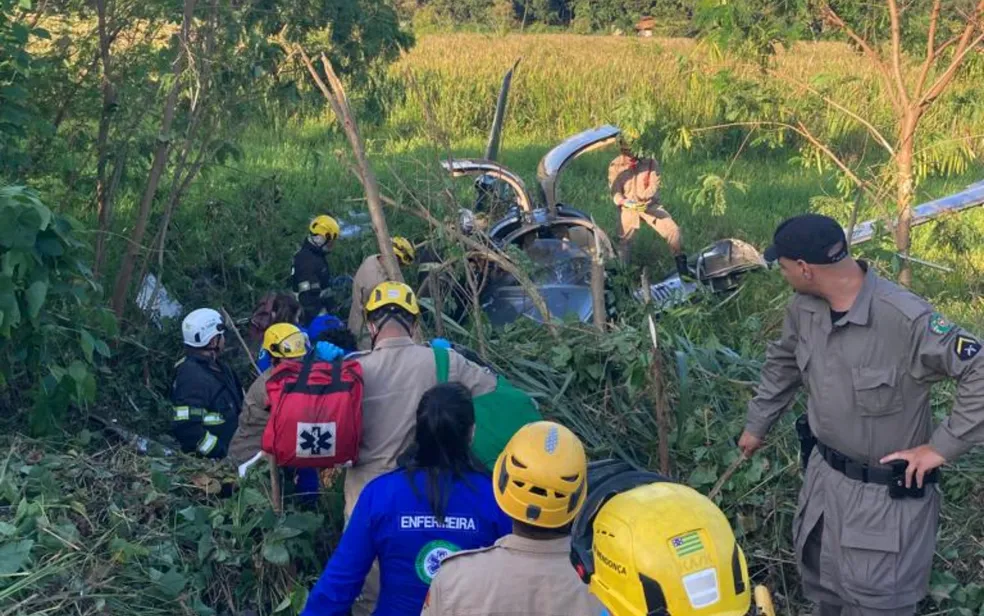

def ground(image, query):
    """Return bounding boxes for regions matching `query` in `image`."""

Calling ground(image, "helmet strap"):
[368,310,414,349]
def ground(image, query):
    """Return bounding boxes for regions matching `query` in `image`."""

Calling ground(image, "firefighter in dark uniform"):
[293,215,340,326]
[171,308,244,459]
[740,214,984,616]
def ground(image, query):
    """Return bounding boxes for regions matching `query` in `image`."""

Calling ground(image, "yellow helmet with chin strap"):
[571,462,751,616]
[392,236,415,266]
[493,421,587,529]
[309,215,340,241]
[365,281,420,317]
[262,323,307,359]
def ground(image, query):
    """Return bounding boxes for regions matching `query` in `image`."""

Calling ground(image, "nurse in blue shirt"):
[302,383,512,616]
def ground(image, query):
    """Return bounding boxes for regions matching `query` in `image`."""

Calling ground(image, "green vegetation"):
[3,0,984,612]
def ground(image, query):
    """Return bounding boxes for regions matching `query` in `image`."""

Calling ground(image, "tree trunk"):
[110,0,197,318]
[894,112,919,287]
[93,0,116,279]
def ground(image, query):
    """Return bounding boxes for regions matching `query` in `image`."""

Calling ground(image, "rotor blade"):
[484,57,521,162]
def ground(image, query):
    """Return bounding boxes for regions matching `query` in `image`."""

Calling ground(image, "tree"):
[819,0,984,285]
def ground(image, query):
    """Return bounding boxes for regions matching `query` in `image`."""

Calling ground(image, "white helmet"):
[182,308,225,348]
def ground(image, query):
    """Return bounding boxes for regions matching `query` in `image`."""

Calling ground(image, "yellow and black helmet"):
[493,421,587,529]
[392,236,416,266]
[571,460,751,616]
[309,215,340,241]
[262,323,307,359]
[364,281,420,317]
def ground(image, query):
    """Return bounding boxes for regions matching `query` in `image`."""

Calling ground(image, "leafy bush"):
[0,436,341,616]
[0,186,114,434]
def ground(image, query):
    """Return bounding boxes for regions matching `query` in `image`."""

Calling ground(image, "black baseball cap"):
[764,214,849,264]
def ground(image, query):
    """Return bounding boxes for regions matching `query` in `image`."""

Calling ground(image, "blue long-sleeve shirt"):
[302,468,512,616]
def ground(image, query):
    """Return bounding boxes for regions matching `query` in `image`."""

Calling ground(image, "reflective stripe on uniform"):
[197,431,219,455]
[298,281,321,293]
[173,406,207,421]
[203,413,225,426]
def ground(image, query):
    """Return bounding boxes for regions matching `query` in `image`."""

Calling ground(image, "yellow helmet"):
[309,215,340,241]
[571,465,751,616]
[262,323,307,359]
[493,421,587,529]
[364,281,420,317]
[392,236,415,266]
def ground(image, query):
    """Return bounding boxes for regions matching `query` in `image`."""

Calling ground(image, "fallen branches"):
[292,45,402,283]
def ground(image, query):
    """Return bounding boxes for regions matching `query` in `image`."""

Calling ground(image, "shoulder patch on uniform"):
[416,540,461,584]
[929,312,955,335]
[955,335,981,361]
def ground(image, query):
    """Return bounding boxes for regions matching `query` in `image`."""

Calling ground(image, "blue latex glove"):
[256,349,272,373]
[431,338,452,350]
[315,341,344,361]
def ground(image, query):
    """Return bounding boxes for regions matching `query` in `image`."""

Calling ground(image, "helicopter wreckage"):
[434,62,984,327]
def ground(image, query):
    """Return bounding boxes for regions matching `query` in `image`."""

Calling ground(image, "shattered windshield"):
[482,237,594,325]
[524,238,592,285]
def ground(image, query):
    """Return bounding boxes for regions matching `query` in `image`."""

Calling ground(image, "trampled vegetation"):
[3,2,984,614]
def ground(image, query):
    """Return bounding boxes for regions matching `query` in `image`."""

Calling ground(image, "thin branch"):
[769,69,895,155]
[920,6,984,108]
[887,0,910,107]
[821,3,903,113]
[690,121,878,202]
[914,0,944,99]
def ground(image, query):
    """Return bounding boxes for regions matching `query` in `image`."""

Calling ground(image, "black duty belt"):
[816,441,939,486]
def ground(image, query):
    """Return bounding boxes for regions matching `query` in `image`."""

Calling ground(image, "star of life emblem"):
[296,422,336,457]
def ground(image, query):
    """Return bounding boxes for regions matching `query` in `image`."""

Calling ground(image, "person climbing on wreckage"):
[301,382,512,616]
[608,140,688,278]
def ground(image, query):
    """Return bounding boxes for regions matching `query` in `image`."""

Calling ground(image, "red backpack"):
[262,355,364,468]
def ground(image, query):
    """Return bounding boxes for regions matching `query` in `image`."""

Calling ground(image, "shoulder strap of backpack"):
[432,345,449,384]
[285,355,353,395]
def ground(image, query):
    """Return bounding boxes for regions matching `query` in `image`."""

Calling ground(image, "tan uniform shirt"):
[348,255,388,351]
[227,369,272,465]
[343,336,497,516]
[608,154,661,207]
[421,535,602,616]
[745,263,984,609]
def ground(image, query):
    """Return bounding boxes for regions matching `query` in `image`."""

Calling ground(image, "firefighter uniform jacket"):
[348,254,388,351]
[422,535,603,616]
[170,354,244,459]
[292,240,334,324]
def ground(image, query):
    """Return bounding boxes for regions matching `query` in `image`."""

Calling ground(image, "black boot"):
[675,254,691,280]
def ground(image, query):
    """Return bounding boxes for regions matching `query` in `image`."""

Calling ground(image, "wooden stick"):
[220,306,260,377]
[590,217,606,332]
[647,315,671,476]
[269,456,282,515]
[709,454,747,500]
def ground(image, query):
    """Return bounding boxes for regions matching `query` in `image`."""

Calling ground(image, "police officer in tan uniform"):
[341,281,497,616]
[608,144,688,277]
[739,214,984,616]
[422,421,602,616]
[348,237,416,350]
